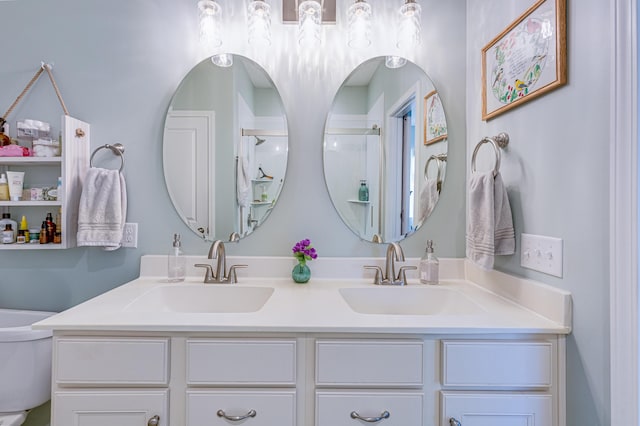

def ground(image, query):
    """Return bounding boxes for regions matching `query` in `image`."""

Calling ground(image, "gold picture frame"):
[424,90,447,145]
[481,0,567,120]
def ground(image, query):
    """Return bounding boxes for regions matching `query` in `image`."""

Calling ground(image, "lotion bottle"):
[168,233,186,282]
[0,174,9,201]
[419,240,439,285]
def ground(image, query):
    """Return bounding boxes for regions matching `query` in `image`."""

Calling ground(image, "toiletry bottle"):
[0,213,17,242]
[2,224,14,244]
[261,185,268,202]
[54,208,62,243]
[358,179,369,202]
[45,212,55,243]
[19,215,29,242]
[39,221,48,244]
[168,233,186,282]
[0,174,9,201]
[419,240,439,285]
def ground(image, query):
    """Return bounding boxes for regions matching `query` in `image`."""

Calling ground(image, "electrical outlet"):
[121,222,138,248]
[520,233,563,277]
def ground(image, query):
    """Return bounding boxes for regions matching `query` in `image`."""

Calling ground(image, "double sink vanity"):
[35,245,572,426]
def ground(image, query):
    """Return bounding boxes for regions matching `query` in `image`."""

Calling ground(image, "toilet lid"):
[0,412,27,426]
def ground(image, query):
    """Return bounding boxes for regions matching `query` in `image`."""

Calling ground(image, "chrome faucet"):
[364,242,416,285]
[195,240,247,283]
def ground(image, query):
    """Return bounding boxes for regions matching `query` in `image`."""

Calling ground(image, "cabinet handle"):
[147,415,160,426]
[350,410,390,423]
[449,418,462,426]
[216,409,257,421]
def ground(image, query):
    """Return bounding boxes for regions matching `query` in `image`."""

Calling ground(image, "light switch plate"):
[520,233,563,277]
[121,223,138,248]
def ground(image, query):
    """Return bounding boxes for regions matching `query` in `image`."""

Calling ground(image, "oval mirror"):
[323,56,448,243]
[164,54,288,241]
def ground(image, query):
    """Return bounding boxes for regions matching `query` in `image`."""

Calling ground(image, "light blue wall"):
[2,0,612,425]
[466,1,610,425]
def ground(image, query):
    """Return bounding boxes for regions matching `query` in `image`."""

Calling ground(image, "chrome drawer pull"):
[350,410,390,423]
[217,409,257,421]
[147,415,160,426]
[449,417,462,426]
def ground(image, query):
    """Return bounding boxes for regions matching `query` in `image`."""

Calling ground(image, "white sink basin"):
[339,286,486,316]
[124,284,274,313]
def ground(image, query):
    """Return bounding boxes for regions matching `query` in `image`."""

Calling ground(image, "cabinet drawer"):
[55,337,169,385]
[187,339,296,385]
[54,389,168,426]
[316,391,423,426]
[316,340,423,387]
[441,391,553,426]
[441,340,553,388]
[186,390,296,426]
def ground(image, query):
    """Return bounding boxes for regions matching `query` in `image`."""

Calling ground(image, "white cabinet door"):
[441,392,553,426]
[53,390,168,426]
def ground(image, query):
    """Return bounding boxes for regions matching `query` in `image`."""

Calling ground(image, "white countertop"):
[34,256,572,335]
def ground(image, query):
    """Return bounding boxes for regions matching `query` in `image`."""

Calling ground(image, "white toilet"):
[0,309,55,426]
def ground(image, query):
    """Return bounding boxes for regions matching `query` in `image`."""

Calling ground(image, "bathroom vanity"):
[35,255,571,426]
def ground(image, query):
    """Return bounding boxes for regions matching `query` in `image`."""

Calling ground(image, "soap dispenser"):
[168,233,186,282]
[419,240,439,285]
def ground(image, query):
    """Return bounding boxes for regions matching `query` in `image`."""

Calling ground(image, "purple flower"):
[292,238,318,264]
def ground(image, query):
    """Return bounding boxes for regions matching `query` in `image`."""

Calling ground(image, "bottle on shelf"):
[358,179,369,202]
[0,213,17,243]
[39,221,48,244]
[19,215,29,242]
[45,212,56,243]
[0,174,9,201]
[419,240,439,285]
[168,233,186,282]
[2,223,14,244]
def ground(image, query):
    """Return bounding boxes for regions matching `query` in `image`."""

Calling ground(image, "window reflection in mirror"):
[323,56,448,243]
[163,54,288,241]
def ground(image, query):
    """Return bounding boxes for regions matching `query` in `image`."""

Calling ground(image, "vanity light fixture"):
[198,0,223,49]
[385,55,407,69]
[248,0,272,46]
[211,53,233,67]
[347,0,372,49]
[298,0,322,47]
[396,0,422,49]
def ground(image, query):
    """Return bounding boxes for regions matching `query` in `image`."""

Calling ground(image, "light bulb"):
[298,0,322,48]
[211,53,233,67]
[348,0,372,49]
[198,0,222,49]
[396,0,421,49]
[385,55,407,69]
[248,0,272,46]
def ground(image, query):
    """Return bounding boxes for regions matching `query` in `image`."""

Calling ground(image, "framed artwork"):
[424,90,447,145]
[481,0,567,120]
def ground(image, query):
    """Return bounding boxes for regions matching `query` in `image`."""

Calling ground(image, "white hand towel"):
[77,168,127,251]
[236,155,251,207]
[419,178,439,223]
[466,171,515,270]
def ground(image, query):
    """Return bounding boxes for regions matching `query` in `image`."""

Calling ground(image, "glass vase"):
[292,262,311,283]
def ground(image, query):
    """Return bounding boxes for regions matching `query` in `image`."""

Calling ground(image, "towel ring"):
[471,132,509,176]
[424,154,447,183]
[90,143,125,172]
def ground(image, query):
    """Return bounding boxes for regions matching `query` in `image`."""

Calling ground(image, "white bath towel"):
[419,178,439,223]
[236,138,252,208]
[466,171,515,270]
[77,168,127,251]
